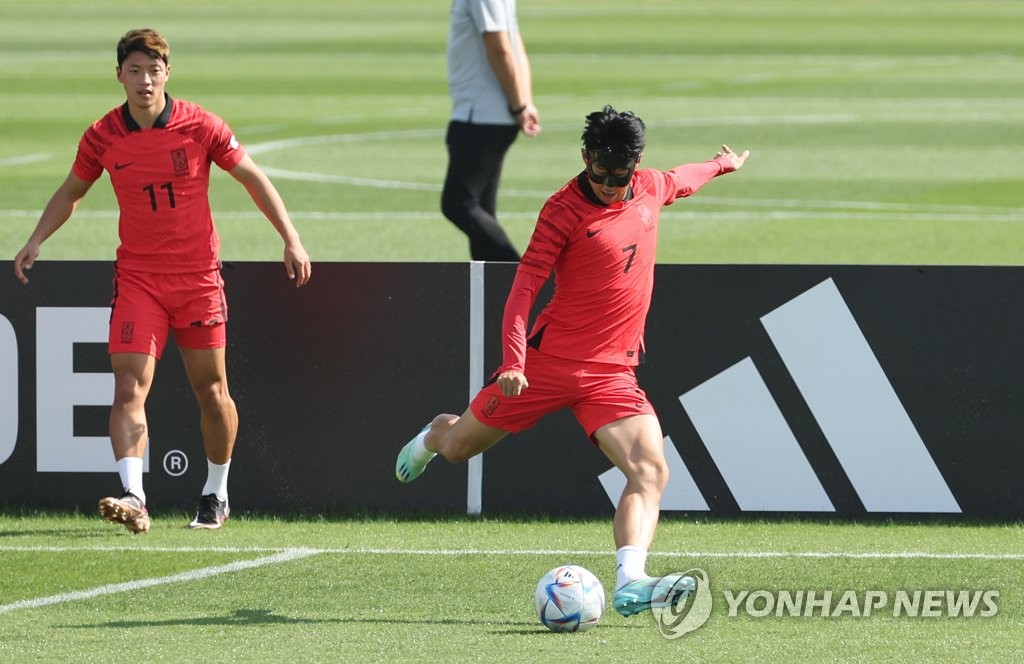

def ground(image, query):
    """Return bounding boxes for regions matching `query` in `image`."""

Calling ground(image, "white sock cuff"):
[202,458,232,501]
[117,456,146,504]
[412,427,436,462]
[616,545,649,589]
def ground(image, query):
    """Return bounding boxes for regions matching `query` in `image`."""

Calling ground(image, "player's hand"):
[497,370,529,397]
[283,242,311,287]
[714,144,750,171]
[519,104,541,137]
[13,243,40,284]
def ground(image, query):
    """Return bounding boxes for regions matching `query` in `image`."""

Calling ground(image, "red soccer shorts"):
[469,347,656,443]
[108,267,227,358]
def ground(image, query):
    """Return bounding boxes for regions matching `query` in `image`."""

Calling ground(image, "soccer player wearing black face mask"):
[582,148,640,204]
[397,105,748,617]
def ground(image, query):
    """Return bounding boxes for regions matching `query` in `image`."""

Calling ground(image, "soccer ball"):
[534,565,605,632]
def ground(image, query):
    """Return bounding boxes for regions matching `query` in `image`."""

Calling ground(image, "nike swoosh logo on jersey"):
[114,162,134,170]
[586,228,602,237]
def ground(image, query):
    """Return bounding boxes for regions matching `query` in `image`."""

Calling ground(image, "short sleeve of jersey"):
[72,116,115,183]
[70,104,245,182]
[199,110,246,172]
[472,0,514,32]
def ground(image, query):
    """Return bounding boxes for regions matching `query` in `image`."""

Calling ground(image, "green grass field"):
[2,2,1023,661]
[1,0,1022,265]
[1,514,1021,662]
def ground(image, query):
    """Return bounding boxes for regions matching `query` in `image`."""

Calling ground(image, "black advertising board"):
[0,262,470,514]
[2,262,1022,518]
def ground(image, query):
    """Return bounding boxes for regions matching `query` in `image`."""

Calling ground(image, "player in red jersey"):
[12,29,311,533]
[397,105,748,615]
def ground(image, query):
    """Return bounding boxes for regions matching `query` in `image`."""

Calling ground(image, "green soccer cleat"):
[613,574,696,617]
[395,425,435,483]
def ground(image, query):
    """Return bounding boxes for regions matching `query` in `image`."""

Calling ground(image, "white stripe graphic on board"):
[467,261,485,515]
[680,358,835,511]
[761,278,960,513]
[35,308,121,473]
[0,317,16,465]
[599,436,710,511]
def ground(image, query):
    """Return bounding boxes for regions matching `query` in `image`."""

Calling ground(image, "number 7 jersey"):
[515,160,733,367]
[72,95,246,273]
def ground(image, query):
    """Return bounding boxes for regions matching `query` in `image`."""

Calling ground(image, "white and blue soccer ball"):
[534,565,605,632]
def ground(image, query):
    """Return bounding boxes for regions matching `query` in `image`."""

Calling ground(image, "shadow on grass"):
[0,527,111,539]
[69,609,346,628]
[65,609,642,632]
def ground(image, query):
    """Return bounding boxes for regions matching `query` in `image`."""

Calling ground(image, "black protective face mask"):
[586,150,637,187]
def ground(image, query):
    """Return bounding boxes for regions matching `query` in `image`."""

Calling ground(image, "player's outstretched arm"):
[229,154,311,287]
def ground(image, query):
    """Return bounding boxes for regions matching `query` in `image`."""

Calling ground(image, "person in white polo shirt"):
[441,0,541,261]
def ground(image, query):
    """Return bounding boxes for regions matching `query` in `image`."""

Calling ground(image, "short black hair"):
[581,105,646,158]
[117,28,169,68]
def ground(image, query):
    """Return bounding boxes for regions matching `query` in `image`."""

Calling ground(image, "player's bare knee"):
[652,458,670,490]
[653,462,670,493]
[626,457,669,493]
[193,381,233,411]
[424,415,455,456]
[111,387,146,411]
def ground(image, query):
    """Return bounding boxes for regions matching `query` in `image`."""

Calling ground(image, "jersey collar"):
[121,94,174,132]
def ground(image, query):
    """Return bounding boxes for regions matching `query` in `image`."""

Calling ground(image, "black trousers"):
[441,120,521,261]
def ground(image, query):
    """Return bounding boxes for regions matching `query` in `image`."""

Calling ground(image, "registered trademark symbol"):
[162,450,188,477]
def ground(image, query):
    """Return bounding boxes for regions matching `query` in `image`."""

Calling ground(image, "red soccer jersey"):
[72,96,246,273]
[504,159,732,369]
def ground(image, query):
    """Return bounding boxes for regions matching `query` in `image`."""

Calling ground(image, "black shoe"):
[188,494,230,530]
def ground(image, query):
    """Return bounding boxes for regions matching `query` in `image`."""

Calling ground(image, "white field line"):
[260,166,442,191]
[0,547,319,615]
[0,153,51,167]
[243,116,856,157]
[245,128,441,155]
[2,544,1022,560]
[336,548,1024,560]
[5,120,1021,223]
[2,545,1017,615]
[4,102,1018,171]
